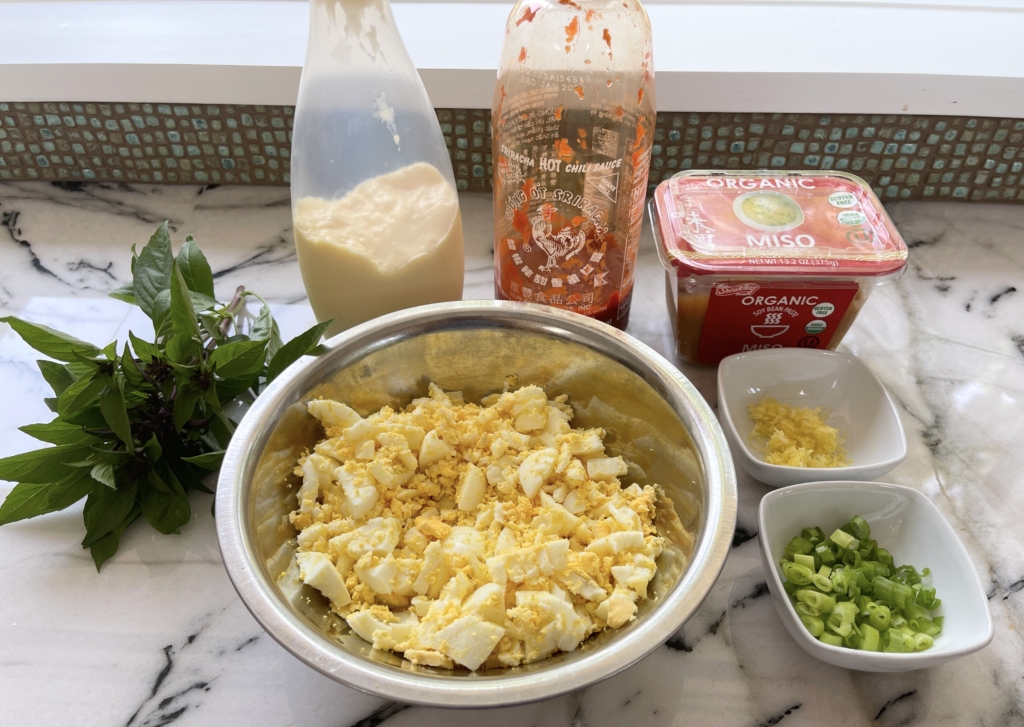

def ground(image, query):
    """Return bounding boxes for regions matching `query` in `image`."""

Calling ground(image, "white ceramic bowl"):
[759,480,993,672]
[717,349,907,488]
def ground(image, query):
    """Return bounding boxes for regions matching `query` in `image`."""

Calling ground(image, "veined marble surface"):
[1,181,1023,726]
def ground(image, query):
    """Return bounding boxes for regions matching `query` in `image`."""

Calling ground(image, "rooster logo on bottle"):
[530,213,587,272]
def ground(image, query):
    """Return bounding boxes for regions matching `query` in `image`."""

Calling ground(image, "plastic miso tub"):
[650,170,908,366]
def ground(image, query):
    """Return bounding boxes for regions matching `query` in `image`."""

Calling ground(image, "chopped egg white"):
[282,383,682,671]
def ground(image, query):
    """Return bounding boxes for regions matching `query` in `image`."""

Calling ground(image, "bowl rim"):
[716,349,908,478]
[757,479,995,668]
[215,300,738,707]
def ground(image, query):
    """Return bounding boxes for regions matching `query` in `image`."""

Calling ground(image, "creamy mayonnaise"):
[293,162,464,336]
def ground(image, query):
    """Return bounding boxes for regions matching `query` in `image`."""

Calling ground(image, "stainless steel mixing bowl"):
[216,301,736,707]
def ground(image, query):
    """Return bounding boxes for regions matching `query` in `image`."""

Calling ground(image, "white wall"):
[1,0,1023,116]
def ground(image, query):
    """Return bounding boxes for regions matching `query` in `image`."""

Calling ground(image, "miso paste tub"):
[650,170,908,366]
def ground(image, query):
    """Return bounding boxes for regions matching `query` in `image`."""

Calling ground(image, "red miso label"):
[697,282,859,363]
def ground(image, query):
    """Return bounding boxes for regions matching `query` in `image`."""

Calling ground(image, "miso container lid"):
[652,170,908,278]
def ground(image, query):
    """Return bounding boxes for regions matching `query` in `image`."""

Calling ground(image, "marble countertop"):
[1,181,1022,726]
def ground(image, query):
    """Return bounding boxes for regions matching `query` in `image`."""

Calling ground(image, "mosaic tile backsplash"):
[2,102,1024,202]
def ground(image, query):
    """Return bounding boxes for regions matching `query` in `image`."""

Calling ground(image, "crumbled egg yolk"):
[281,383,673,671]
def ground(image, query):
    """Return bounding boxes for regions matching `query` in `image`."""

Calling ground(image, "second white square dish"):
[717,349,906,488]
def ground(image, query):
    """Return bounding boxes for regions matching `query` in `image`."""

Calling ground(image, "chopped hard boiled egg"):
[281,383,682,671]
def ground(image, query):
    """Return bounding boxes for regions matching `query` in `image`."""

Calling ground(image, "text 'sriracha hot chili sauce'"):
[491,0,655,329]
[650,170,909,365]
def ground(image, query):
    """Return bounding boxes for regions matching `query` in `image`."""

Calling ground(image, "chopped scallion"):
[819,633,843,647]
[778,515,942,655]
[830,528,860,551]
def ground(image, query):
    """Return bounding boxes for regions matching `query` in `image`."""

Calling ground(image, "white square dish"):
[758,480,994,672]
[717,348,906,488]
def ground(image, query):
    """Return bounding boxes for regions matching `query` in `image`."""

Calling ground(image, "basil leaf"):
[168,458,212,494]
[181,451,224,470]
[90,462,117,489]
[250,302,273,341]
[36,360,77,397]
[87,448,131,465]
[120,344,147,390]
[190,291,220,313]
[141,467,191,534]
[89,505,141,571]
[129,331,161,362]
[82,479,138,547]
[0,471,93,525]
[133,221,173,320]
[214,375,258,404]
[151,289,172,339]
[210,412,235,448]
[209,339,267,380]
[57,372,105,418]
[0,443,93,483]
[19,421,93,445]
[109,281,137,305]
[0,316,100,362]
[176,235,215,297]
[143,434,162,462]
[62,404,108,429]
[170,262,201,338]
[145,467,172,495]
[203,380,223,413]
[166,332,201,366]
[173,385,202,432]
[250,303,284,361]
[266,320,333,383]
[99,385,134,447]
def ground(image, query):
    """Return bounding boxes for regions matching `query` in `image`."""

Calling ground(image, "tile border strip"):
[1,103,1022,202]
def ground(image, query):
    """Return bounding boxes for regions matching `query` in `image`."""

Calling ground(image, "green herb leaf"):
[176,235,216,298]
[90,462,117,489]
[61,403,109,429]
[86,448,131,465]
[190,291,220,313]
[0,443,93,483]
[109,281,137,305]
[99,385,134,448]
[173,385,202,432]
[57,371,106,418]
[37,360,77,396]
[143,434,162,462]
[82,480,138,547]
[19,421,94,445]
[120,344,147,390]
[168,458,212,494]
[0,222,334,571]
[0,316,100,362]
[266,320,333,383]
[169,262,201,339]
[210,411,235,448]
[0,471,94,525]
[166,332,201,366]
[150,289,172,339]
[141,467,191,534]
[133,222,173,320]
[129,331,161,362]
[89,505,141,571]
[250,302,284,360]
[203,380,223,413]
[209,339,267,380]
[181,451,225,470]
